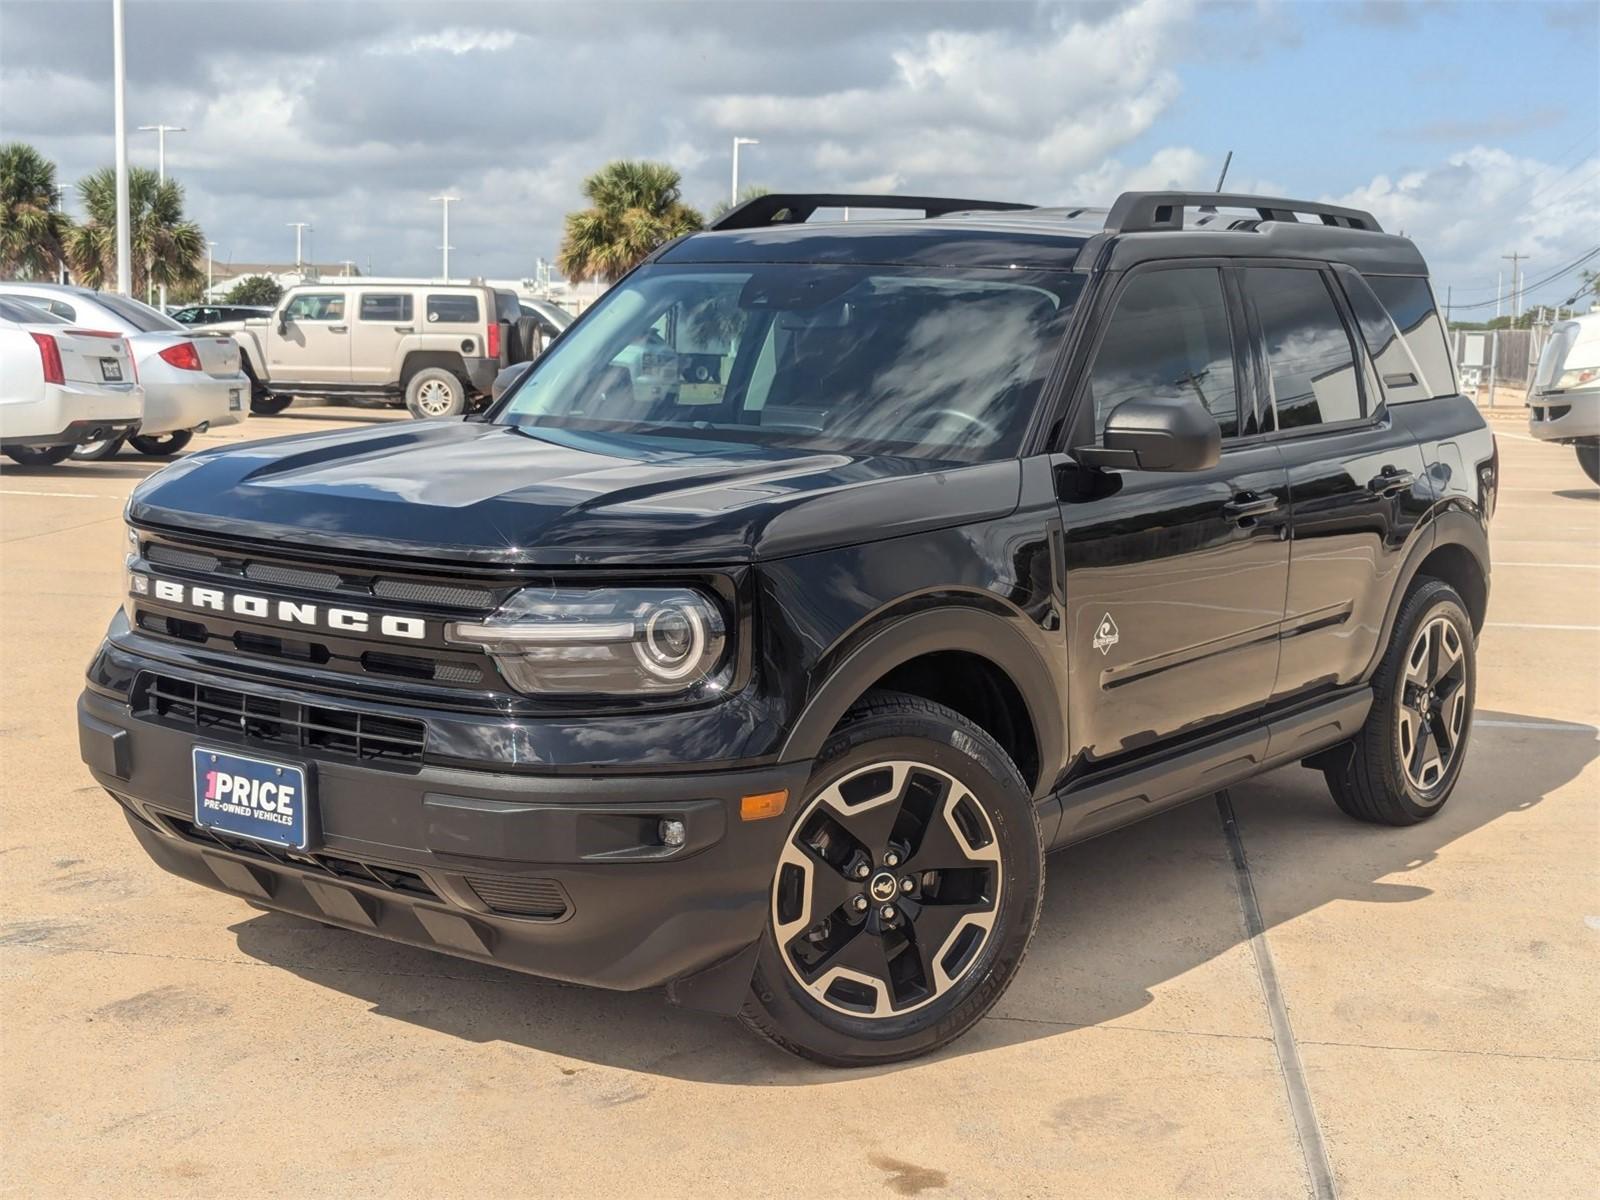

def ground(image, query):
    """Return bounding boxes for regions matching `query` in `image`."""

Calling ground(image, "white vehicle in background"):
[0,297,143,468]
[1528,311,1600,485]
[0,283,250,460]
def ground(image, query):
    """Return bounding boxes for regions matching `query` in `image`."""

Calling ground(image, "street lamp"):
[137,124,186,309]
[112,0,131,296]
[430,195,458,281]
[731,137,759,207]
[206,240,216,299]
[287,223,311,274]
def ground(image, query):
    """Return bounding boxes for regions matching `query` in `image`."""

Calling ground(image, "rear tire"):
[250,393,294,416]
[740,691,1043,1066]
[4,444,75,467]
[1323,580,1476,825]
[128,431,194,457]
[405,368,466,419]
[1577,441,1600,486]
[70,435,125,462]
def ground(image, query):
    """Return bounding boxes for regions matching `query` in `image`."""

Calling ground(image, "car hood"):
[127,419,1021,565]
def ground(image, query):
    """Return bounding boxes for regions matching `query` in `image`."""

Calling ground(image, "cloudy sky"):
[2,0,1596,312]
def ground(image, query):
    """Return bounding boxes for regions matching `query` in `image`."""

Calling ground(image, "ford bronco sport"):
[209,280,542,419]
[80,191,1495,1065]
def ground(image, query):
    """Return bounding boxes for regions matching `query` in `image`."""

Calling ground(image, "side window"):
[47,300,76,320]
[359,293,414,322]
[426,294,480,324]
[284,293,345,321]
[1339,271,1426,404]
[1087,267,1240,440]
[1243,268,1364,430]
[1363,275,1456,399]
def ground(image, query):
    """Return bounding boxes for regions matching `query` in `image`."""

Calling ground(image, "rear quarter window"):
[426,294,480,324]
[1361,275,1456,399]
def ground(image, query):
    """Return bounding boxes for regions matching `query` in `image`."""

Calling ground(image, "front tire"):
[740,692,1043,1066]
[128,430,193,457]
[1323,580,1476,825]
[4,444,75,467]
[1577,441,1599,486]
[405,368,466,419]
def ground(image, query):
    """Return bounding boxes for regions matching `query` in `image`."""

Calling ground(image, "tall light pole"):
[430,195,458,281]
[112,0,131,296]
[138,124,186,308]
[206,240,216,299]
[338,259,357,277]
[287,223,311,273]
[731,137,759,207]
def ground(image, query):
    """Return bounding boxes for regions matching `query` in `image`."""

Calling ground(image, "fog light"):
[658,818,686,848]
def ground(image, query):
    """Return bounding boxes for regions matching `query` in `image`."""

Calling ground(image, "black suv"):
[79,190,1495,1065]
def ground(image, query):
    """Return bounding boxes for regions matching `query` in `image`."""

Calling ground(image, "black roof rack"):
[710,193,1035,232]
[1103,191,1382,233]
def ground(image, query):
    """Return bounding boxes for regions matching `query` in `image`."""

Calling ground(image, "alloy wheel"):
[772,760,1002,1018]
[1396,614,1469,794]
[415,378,455,416]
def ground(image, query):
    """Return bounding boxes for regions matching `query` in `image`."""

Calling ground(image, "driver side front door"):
[268,291,351,384]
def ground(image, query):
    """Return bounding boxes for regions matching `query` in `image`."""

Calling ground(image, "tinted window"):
[1341,272,1425,404]
[1244,268,1364,429]
[0,297,66,324]
[426,294,479,323]
[499,264,1080,463]
[359,293,413,322]
[284,293,345,321]
[92,292,183,332]
[1364,275,1455,398]
[1087,267,1240,439]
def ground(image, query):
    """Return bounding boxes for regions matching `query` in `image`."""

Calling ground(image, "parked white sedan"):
[0,297,143,467]
[0,282,249,459]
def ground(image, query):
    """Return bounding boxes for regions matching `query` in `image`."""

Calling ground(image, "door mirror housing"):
[1073,396,1221,472]
[492,360,533,402]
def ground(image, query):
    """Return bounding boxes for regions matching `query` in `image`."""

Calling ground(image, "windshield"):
[496,264,1080,461]
[93,292,185,333]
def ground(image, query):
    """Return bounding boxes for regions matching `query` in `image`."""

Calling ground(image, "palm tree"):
[65,166,205,295]
[0,142,72,279]
[558,160,704,284]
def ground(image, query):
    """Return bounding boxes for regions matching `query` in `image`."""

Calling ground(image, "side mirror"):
[492,360,533,402]
[276,315,288,335]
[1074,396,1221,472]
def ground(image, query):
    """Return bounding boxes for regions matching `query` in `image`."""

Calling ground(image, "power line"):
[1448,245,1600,311]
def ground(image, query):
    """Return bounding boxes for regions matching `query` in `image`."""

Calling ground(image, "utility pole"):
[1444,285,1452,324]
[430,195,458,281]
[1502,251,1528,322]
[112,0,131,296]
[206,240,216,299]
[731,137,759,206]
[338,259,357,277]
[287,223,310,273]
[138,124,186,309]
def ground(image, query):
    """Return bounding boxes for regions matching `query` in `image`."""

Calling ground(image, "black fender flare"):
[777,605,1065,800]
[1365,505,1490,681]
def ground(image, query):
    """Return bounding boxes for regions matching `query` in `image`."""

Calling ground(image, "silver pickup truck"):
[204,282,546,418]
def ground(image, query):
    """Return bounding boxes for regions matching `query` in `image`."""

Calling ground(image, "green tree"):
[64,166,205,295]
[558,160,703,284]
[224,274,283,306]
[0,142,73,279]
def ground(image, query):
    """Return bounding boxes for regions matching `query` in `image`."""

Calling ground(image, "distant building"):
[206,262,361,301]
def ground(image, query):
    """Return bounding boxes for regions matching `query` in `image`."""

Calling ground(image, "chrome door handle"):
[329,324,348,333]
[1222,491,1279,521]
[394,326,415,333]
[1367,467,1415,496]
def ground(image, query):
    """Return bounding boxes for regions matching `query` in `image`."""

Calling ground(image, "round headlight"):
[638,604,707,680]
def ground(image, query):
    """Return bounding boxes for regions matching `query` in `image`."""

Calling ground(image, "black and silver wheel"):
[3,443,75,467]
[128,430,193,457]
[405,368,466,419]
[1577,441,1599,487]
[1323,579,1476,825]
[70,433,125,461]
[741,692,1042,1066]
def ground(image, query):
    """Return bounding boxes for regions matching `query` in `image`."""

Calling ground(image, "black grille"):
[466,875,570,919]
[135,673,427,768]
[147,544,222,573]
[373,578,495,608]
[164,814,440,900]
[245,562,344,591]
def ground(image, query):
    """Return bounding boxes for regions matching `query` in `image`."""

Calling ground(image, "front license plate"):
[228,387,242,411]
[193,748,311,850]
[101,359,123,382]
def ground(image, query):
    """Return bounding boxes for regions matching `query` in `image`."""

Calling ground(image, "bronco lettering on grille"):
[146,578,426,640]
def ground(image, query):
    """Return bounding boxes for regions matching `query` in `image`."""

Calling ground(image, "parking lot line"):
[0,489,121,500]
[1486,621,1600,632]
[1476,718,1597,733]
[1494,561,1600,569]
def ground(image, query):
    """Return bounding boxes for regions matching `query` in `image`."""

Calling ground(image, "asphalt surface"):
[1,403,1595,1198]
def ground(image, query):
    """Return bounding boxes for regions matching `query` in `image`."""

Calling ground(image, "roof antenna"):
[1197,150,1233,225]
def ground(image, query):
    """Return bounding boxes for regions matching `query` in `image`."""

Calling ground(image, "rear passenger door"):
[1058,264,1291,767]
[1239,265,1431,703]
[350,292,414,386]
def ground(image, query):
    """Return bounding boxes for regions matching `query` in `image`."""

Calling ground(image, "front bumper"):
[142,373,251,435]
[79,682,809,1004]
[1527,387,1600,443]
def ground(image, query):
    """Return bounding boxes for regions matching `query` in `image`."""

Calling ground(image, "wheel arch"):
[400,351,469,389]
[778,606,1063,799]
[1368,508,1490,683]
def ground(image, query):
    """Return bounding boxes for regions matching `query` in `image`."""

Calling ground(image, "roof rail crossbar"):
[1104,191,1383,234]
[710,193,1035,232]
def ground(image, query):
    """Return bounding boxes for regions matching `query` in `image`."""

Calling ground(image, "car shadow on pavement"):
[229,708,1595,1083]
[1551,488,1598,501]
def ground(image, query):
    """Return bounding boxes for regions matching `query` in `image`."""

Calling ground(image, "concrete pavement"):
[1,404,1595,1198]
